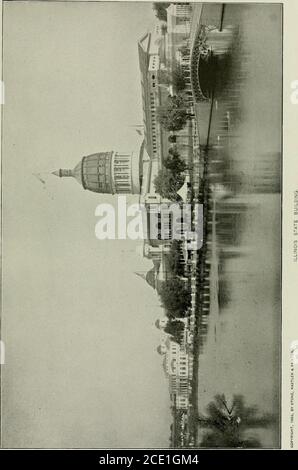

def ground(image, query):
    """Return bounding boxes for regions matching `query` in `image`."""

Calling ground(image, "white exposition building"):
[157,335,192,410]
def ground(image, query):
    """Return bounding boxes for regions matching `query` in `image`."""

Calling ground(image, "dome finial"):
[52,169,73,178]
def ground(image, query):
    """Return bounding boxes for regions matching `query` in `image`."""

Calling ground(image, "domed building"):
[157,336,191,410]
[52,149,142,195]
[157,336,168,355]
[155,318,168,330]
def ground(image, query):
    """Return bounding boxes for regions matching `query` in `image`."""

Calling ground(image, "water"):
[195,4,282,448]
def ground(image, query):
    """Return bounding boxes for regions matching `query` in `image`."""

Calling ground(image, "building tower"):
[52,149,142,195]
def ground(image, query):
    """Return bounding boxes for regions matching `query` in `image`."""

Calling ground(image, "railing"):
[190,33,211,103]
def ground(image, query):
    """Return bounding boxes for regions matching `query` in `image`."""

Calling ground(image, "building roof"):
[146,267,156,289]
[52,152,114,194]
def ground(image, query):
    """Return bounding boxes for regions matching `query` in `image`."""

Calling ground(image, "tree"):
[164,319,185,344]
[159,278,190,318]
[164,151,187,175]
[172,67,187,92]
[154,167,185,201]
[168,135,177,143]
[198,394,275,448]
[158,64,186,91]
[157,107,189,132]
[157,95,191,132]
[161,23,167,35]
[167,240,184,276]
[158,69,171,86]
[168,146,179,156]
[152,3,170,22]
[179,45,190,57]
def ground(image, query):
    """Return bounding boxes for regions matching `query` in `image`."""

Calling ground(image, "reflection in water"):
[195,4,281,448]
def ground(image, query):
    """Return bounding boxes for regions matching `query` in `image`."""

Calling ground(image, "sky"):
[2,1,172,448]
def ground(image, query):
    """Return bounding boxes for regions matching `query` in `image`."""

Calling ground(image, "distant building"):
[166,3,191,39]
[155,317,168,330]
[157,336,193,410]
[138,27,164,160]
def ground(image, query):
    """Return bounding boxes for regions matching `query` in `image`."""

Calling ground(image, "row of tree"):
[157,94,191,132]
[159,277,190,320]
[158,67,187,93]
[152,56,192,334]
[153,91,192,200]
[153,147,187,201]
[167,240,185,277]
[164,318,185,344]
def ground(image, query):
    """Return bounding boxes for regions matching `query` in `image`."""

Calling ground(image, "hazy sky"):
[2,1,171,448]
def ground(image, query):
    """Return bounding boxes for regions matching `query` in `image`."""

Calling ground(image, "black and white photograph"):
[1,1,283,450]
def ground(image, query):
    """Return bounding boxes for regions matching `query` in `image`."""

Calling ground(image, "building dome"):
[53,148,142,195]
[155,318,168,330]
[146,267,156,289]
[157,344,167,355]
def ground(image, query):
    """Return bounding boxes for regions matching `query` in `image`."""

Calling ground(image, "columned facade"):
[111,151,140,194]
